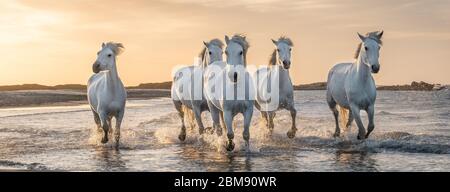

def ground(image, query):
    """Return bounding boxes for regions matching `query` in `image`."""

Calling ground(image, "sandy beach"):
[0,89,170,108]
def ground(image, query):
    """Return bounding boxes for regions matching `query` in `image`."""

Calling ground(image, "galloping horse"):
[255,37,297,138]
[326,31,383,139]
[88,42,127,146]
[171,39,224,141]
[204,34,254,151]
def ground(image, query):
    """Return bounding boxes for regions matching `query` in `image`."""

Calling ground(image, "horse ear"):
[225,35,230,44]
[377,30,384,39]
[203,41,208,47]
[271,39,277,45]
[101,42,106,48]
[357,33,366,42]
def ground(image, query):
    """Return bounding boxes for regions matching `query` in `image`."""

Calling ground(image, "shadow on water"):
[93,147,127,171]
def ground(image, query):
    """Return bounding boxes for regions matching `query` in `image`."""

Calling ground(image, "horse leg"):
[345,109,354,132]
[243,107,253,151]
[209,105,222,136]
[268,112,275,132]
[219,111,225,135]
[114,109,125,147]
[286,105,297,139]
[327,96,340,137]
[260,111,272,136]
[365,105,375,138]
[223,110,235,151]
[350,104,366,140]
[92,109,101,131]
[174,102,186,141]
[99,112,109,144]
[192,106,205,135]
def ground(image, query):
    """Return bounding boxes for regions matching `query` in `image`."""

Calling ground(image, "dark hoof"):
[357,135,365,140]
[101,137,108,144]
[287,130,296,139]
[226,142,235,151]
[199,128,205,135]
[333,133,340,138]
[178,134,186,141]
[205,127,214,134]
[365,134,370,139]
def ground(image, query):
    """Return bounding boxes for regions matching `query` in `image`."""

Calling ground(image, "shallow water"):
[0,90,449,171]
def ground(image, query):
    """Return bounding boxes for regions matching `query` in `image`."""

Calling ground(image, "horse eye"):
[208,51,212,55]
[364,47,368,51]
[289,48,292,51]
[107,54,112,57]
[277,49,280,52]
[240,51,243,55]
[225,51,228,55]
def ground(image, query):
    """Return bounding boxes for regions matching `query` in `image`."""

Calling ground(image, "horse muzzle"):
[282,60,291,70]
[92,62,100,73]
[371,65,380,73]
[232,72,238,83]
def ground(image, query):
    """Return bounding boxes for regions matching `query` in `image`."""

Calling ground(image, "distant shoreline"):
[0,81,447,92]
[0,81,447,109]
[0,89,170,109]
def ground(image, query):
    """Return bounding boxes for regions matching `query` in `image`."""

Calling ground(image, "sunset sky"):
[0,0,449,86]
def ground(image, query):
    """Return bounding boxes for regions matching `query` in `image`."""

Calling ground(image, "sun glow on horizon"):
[0,0,449,86]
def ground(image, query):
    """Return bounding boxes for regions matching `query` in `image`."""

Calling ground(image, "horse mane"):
[104,42,125,55]
[269,49,277,65]
[199,38,224,67]
[228,34,250,65]
[354,31,383,59]
[269,36,293,65]
[208,38,224,49]
[277,36,294,46]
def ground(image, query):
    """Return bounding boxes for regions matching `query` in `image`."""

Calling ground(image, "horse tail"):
[182,105,196,129]
[338,105,349,129]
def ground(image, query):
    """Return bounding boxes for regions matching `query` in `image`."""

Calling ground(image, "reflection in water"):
[0,91,449,171]
[334,150,378,172]
[177,145,254,172]
[226,153,252,172]
[94,147,127,171]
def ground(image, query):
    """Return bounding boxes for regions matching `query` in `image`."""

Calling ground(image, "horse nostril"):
[283,60,291,69]
[233,72,238,82]
[372,65,380,73]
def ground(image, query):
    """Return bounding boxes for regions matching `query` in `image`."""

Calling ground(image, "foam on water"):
[0,90,449,171]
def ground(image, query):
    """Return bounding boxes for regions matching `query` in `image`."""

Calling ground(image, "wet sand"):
[0,89,170,108]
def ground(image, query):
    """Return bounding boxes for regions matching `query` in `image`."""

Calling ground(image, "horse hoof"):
[365,134,370,139]
[178,134,186,141]
[333,133,340,138]
[287,130,296,139]
[101,137,108,144]
[357,135,365,140]
[226,142,235,151]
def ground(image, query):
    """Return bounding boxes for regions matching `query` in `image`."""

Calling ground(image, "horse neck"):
[355,54,372,84]
[106,59,121,91]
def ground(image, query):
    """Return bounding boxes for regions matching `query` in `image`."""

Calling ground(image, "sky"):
[0,0,449,86]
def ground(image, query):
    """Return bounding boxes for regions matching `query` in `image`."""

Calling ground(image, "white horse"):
[255,37,297,138]
[88,42,127,145]
[326,31,383,139]
[171,39,224,141]
[204,34,254,151]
